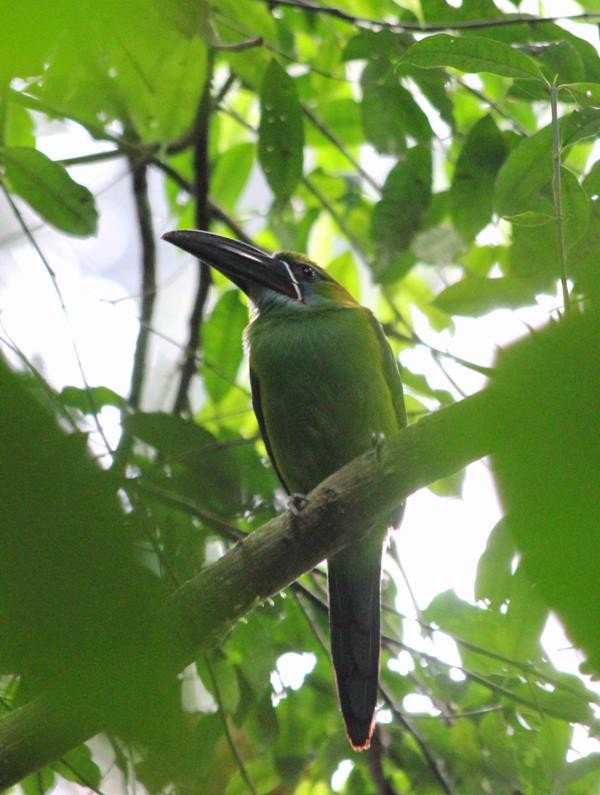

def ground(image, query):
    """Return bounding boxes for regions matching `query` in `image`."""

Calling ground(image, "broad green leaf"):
[371,146,432,271]
[152,35,207,141]
[211,143,255,212]
[1,0,65,81]
[433,277,538,316]
[461,244,508,277]
[450,115,508,242]
[562,82,600,108]
[510,41,585,101]
[399,34,545,81]
[60,385,125,413]
[495,108,600,217]
[2,147,98,236]
[124,412,243,514]
[54,743,101,788]
[428,469,465,498]
[412,223,463,265]
[156,0,211,38]
[475,518,515,607]
[491,314,600,676]
[361,60,432,155]
[306,98,363,147]
[5,104,35,148]
[508,168,589,278]
[343,29,413,62]
[326,251,360,300]
[203,289,247,404]
[410,66,454,128]
[258,60,304,201]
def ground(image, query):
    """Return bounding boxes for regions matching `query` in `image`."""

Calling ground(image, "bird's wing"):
[249,365,291,493]
[368,312,407,431]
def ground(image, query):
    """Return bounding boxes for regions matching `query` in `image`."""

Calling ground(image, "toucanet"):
[163,230,406,750]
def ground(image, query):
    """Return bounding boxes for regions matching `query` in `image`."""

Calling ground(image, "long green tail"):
[328,534,384,750]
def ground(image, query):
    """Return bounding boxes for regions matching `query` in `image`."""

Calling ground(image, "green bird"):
[163,230,406,750]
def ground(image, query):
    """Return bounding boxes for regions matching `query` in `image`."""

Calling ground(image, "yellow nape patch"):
[275,251,317,267]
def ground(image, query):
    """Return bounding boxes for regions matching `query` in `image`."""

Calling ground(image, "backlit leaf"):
[3,147,98,236]
[258,60,304,201]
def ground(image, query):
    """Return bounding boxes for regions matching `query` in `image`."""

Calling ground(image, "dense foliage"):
[1,1,600,793]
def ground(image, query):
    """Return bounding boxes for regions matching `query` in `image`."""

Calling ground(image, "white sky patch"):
[403,693,439,715]
[331,759,354,792]
[274,652,317,691]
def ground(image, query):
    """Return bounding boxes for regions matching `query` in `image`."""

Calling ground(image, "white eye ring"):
[302,265,315,279]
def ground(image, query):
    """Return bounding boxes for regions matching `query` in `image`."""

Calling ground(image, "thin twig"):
[366,731,399,795]
[255,0,600,34]
[128,153,157,409]
[132,482,247,542]
[302,175,370,262]
[456,77,528,138]
[302,103,381,193]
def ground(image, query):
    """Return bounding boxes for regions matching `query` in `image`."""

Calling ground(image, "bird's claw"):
[288,493,308,516]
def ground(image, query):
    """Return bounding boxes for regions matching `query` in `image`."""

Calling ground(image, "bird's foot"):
[288,492,308,516]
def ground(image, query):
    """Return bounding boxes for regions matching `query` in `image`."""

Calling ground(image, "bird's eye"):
[301,264,315,280]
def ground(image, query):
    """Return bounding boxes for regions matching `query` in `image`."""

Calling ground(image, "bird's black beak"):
[162,230,301,300]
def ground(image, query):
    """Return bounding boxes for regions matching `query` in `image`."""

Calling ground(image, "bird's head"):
[162,230,356,313]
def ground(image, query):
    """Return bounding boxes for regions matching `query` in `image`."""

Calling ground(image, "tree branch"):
[172,51,215,415]
[256,0,600,34]
[0,387,497,788]
[128,153,157,410]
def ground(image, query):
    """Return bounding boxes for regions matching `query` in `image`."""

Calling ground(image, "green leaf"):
[152,35,207,141]
[561,82,600,108]
[343,29,412,62]
[495,109,600,217]
[491,314,600,675]
[428,469,465,498]
[361,60,431,156]
[211,143,255,213]
[5,104,35,148]
[511,41,585,102]
[258,60,304,201]
[475,518,515,607]
[124,412,244,514]
[450,114,508,241]
[371,146,432,271]
[507,168,589,278]
[2,146,98,236]
[326,251,360,300]
[412,223,464,266]
[433,277,538,316]
[59,385,125,413]
[203,290,247,404]
[54,743,101,788]
[399,34,545,81]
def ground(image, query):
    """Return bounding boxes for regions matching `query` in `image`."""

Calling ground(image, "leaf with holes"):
[258,60,304,201]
